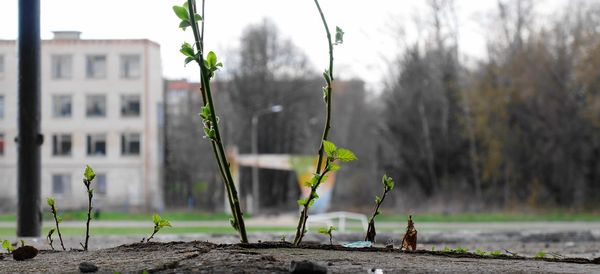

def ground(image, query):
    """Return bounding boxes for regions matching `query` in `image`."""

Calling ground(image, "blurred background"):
[0,0,599,255]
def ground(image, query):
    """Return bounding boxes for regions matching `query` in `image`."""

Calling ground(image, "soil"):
[1,241,599,273]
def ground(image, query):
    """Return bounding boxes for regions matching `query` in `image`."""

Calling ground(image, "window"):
[121,133,140,155]
[0,55,4,76]
[96,174,107,195]
[52,174,71,195]
[120,55,141,79]
[86,55,106,79]
[0,133,4,155]
[86,95,106,117]
[87,134,107,156]
[121,95,140,117]
[52,134,72,156]
[0,95,4,119]
[51,55,72,79]
[52,95,72,117]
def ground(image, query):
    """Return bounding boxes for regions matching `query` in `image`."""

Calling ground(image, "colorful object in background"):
[291,156,336,214]
[229,149,337,214]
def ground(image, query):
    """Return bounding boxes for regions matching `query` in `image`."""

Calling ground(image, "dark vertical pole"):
[17,0,42,237]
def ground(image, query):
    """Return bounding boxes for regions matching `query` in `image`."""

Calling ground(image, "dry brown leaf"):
[401,215,417,251]
[365,219,376,242]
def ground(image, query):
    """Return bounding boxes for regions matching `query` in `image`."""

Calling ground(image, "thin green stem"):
[81,184,92,251]
[50,205,65,251]
[293,0,335,246]
[186,0,248,243]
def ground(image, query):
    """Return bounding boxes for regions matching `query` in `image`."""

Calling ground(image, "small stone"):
[592,257,600,264]
[12,246,38,261]
[79,262,99,273]
[290,260,327,274]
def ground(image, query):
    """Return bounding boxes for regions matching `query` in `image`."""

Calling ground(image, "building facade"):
[0,32,164,212]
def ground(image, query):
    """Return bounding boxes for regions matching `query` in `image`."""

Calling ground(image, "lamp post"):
[250,105,283,214]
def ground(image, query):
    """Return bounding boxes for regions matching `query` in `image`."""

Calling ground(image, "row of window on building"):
[0,53,141,79]
[0,94,140,119]
[52,173,107,196]
[0,132,140,156]
[51,133,141,156]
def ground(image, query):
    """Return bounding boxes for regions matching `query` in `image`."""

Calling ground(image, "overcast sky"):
[0,0,565,92]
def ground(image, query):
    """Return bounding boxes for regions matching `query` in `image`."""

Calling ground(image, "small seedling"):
[280,235,286,242]
[47,197,65,250]
[474,248,486,256]
[535,251,547,259]
[318,226,336,245]
[145,214,172,242]
[431,246,436,252]
[47,229,56,251]
[80,165,95,251]
[401,215,418,251]
[174,0,248,243]
[2,240,14,254]
[454,247,469,254]
[292,0,353,246]
[365,175,395,242]
[490,250,503,257]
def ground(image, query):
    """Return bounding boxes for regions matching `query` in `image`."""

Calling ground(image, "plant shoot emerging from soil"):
[1,240,14,254]
[81,165,95,251]
[365,175,395,243]
[144,214,172,242]
[47,229,56,250]
[292,1,352,246]
[47,197,65,250]
[318,226,336,245]
[174,0,248,243]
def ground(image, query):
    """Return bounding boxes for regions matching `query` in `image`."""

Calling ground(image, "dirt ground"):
[1,241,599,273]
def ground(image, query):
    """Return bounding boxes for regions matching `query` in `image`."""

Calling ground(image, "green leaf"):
[328,163,341,172]
[336,148,357,162]
[322,140,337,157]
[47,197,55,207]
[179,20,191,30]
[302,180,312,187]
[297,198,307,206]
[184,57,195,66]
[335,26,344,45]
[318,227,328,234]
[329,226,337,232]
[375,196,381,204]
[323,69,331,83]
[57,216,63,223]
[2,240,13,252]
[152,213,161,225]
[320,175,328,183]
[84,165,95,182]
[158,219,172,228]
[48,228,55,237]
[180,42,195,57]
[194,14,202,22]
[206,51,217,67]
[172,6,189,21]
[382,174,395,191]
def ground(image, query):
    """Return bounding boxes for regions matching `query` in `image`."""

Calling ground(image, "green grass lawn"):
[0,211,234,222]
[377,212,600,222]
[0,226,298,237]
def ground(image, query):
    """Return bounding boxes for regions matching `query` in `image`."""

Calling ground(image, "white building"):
[0,31,164,212]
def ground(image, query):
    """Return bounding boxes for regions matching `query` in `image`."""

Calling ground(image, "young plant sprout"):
[47,197,66,250]
[292,0,354,246]
[173,0,248,243]
[144,214,172,243]
[365,175,395,243]
[1,240,14,254]
[318,226,336,245]
[80,165,95,251]
[47,229,56,251]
